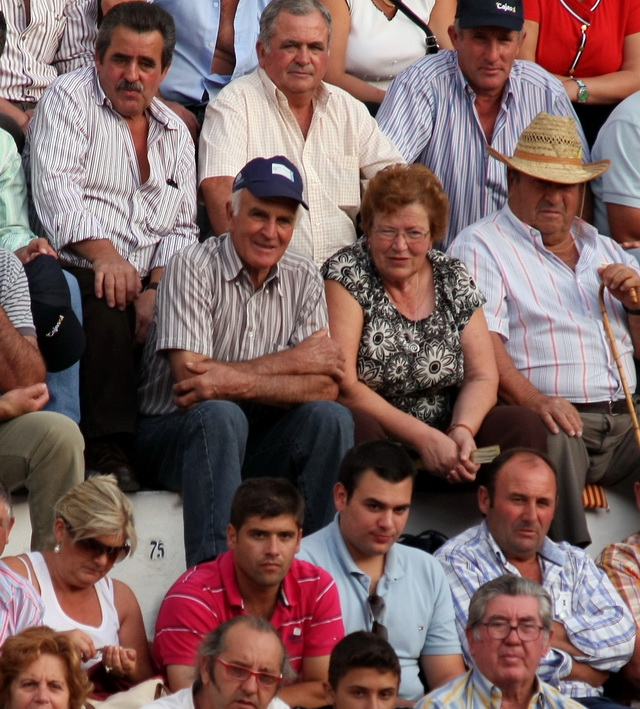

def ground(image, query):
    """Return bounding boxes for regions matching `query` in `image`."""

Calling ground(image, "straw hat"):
[488,112,610,184]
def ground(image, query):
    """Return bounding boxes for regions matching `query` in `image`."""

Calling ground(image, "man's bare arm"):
[166,664,194,692]
[200,176,233,236]
[168,329,344,408]
[490,332,584,437]
[279,655,331,709]
[0,310,46,390]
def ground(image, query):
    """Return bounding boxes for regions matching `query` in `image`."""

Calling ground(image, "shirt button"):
[247,331,254,338]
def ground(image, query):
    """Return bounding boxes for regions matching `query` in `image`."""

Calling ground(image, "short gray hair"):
[259,0,332,51]
[194,616,295,693]
[468,575,552,637]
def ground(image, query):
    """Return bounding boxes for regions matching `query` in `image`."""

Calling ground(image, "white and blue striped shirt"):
[377,51,588,248]
[435,521,635,698]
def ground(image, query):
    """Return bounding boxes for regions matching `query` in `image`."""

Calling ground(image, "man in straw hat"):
[377,0,587,249]
[449,111,640,549]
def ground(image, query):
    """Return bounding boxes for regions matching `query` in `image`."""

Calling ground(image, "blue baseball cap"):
[232,156,309,210]
[456,0,523,31]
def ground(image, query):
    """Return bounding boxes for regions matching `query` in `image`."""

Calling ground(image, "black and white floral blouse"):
[322,237,486,428]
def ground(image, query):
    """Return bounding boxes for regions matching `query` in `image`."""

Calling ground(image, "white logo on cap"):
[272,163,295,182]
[496,2,516,11]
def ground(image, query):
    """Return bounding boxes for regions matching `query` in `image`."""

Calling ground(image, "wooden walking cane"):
[598,281,640,449]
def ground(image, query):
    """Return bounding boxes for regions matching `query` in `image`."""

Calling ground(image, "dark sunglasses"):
[64,522,131,563]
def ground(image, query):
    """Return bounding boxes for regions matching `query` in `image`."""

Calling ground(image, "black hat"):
[233,156,309,209]
[456,0,523,31]
[24,255,85,372]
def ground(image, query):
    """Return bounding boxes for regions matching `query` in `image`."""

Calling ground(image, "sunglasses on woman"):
[64,522,131,563]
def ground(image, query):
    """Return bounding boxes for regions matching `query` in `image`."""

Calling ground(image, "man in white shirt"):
[198,0,403,265]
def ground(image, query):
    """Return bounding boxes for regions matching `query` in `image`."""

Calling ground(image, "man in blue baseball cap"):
[137,155,354,569]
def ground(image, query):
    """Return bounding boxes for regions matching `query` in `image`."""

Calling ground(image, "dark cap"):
[456,0,523,31]
[232,156,309,210]
[23,255,85,373]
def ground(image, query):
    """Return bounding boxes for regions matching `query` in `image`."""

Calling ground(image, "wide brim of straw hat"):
[487,112,610,184]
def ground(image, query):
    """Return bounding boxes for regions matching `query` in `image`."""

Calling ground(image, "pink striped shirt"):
[449,205,639,402]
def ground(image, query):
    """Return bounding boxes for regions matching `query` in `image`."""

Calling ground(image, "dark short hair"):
[480,447,557,503]
[229,478,305,531]
[468,575,552,636]
[96,1,176,70]
[259,0,332,50]
[194,616,294,693]
[0,12,6,58]
[328,632,401,689]
[338,441,416,501]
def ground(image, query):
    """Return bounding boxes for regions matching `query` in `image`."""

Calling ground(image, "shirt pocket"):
[323,154,361,210]
[146,181,184,237]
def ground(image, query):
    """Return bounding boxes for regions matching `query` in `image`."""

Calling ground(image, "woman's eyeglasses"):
[64,522,131,563]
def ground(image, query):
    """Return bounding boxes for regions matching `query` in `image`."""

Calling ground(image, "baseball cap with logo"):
[232,156,309,209]
[456,0,523,31]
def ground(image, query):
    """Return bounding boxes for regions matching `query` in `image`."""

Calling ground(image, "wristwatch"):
[572,78,589,103]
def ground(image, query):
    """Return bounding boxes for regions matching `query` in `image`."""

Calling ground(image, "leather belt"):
[573,400,628,416]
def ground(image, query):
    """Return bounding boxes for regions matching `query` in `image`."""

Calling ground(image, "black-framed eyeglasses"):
[64,522,131,564]
[477,620,545,642]
[368,594,389,641]
[214,658,283,687]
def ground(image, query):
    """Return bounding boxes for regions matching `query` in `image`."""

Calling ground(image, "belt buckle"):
[608,400,621,416]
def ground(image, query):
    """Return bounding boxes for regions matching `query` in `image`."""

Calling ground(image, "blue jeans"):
[44,271,82,423]
[137,400,354,568]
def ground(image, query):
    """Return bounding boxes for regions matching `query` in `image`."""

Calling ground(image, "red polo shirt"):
[153,551,344,673]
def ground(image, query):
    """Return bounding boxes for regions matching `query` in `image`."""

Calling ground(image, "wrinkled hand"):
[416,427,478,483]
[599,263,640,310]
[524,391,583,436]
[102,645,137,679]
[0,384,49,421]
[14,238,57,264]
[294,329,346,381]
[162,100,200,144]
[134,289,156,344]
[63,630,97,663]
[173,360,240,409]
[92,252,141,310]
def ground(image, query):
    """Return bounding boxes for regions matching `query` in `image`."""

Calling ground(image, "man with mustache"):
[435,448,635,708]
[153,478,344,708]
[27,2,198,491]
[448,112,640,549]
[197,0,403,265]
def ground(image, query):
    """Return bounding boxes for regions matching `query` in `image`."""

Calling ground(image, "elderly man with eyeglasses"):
[141,617,291,709]
[435,448,635,709]
[418,576,586,709]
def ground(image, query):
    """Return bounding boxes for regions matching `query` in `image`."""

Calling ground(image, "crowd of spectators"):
[2,0,640,707]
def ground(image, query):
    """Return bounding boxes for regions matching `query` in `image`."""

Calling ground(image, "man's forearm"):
[0,312,46,389]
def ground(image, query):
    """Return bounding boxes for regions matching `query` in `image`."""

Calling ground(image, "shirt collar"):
[480,519,566,569]
[470,666,545,709]
[218,233,283,293]
[257,68,330,113]
[223,550,292,610]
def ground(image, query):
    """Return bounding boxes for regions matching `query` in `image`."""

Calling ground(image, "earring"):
[54,544,61,553]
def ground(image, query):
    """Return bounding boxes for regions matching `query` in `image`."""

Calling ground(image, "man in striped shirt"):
[376,0,586,249]
[28,3,199,491]
[137,155,353,569]
[449,112,640,548]
[418,576,585,709]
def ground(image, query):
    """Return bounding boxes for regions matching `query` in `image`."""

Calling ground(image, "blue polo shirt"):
[299,515,461,700]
